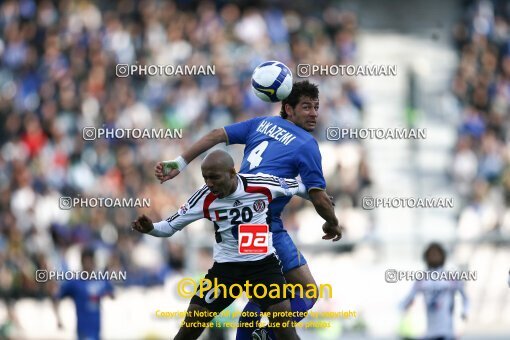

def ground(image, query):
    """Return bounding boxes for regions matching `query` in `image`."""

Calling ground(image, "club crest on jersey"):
[253,199,266,213]
[178,203,190,215]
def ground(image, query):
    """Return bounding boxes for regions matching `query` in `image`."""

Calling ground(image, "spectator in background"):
[451,0,510,243]
[52,248,114,340]
[401,243,469,340]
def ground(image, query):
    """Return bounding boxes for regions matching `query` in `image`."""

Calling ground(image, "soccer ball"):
[251,61,293,102]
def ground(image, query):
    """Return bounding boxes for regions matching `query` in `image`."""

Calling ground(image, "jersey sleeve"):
[455,280,469,317]
[252,174,307,199]
[149,186,208,237]
[102,280,114,297]
[401,281,420,310]
[56,280,74,299]
[297,139,326,191]
[223,117,263,145]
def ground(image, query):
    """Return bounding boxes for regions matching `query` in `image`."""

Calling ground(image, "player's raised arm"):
[155,128,227,183]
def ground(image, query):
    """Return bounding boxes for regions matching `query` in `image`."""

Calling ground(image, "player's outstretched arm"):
[155,128,227,183]
[308,189,342,242]
[132,195,203,237]
[132,214,179,237]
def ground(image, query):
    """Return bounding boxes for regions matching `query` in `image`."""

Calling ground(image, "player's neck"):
[225,175,239,197]
[285,117,312,132]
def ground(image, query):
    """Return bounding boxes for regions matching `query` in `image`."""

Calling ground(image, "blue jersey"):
[224,116,326,232]
[57,279,113,340]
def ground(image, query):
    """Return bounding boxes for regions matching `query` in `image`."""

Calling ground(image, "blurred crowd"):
[451,0,510,244]
[0,0,367,308]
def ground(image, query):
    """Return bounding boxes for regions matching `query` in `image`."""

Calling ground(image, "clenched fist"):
[154,161,181,184]
[132,214,154,234]
[322,222,343,242]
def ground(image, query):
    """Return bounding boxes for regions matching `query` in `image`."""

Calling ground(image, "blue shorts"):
[272,230,307,273]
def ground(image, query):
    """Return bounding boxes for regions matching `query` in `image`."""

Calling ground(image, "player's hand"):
[132,214,154,233]
[155,161,180,184]
[322,222,342,242]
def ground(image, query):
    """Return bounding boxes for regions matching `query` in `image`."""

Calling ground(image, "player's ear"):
[229,167,236,177]
[284,103,293,116]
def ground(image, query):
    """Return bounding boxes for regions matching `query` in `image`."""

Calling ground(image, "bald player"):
[133,150,332,340]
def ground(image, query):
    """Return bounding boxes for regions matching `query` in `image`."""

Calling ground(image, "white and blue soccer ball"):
[251,61,293,102]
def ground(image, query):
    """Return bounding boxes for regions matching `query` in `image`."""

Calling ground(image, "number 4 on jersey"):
[247,141,269,170]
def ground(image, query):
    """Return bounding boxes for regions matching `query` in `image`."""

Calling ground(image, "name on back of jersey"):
[256,120,296,145]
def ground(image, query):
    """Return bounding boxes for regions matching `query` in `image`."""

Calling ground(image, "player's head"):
[81,248,95,273]
[423,242,446,269]
[280,80,319,132]
[201,150,237,198]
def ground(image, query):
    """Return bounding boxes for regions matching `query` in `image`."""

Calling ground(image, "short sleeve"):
[102,280,114,297]
[246,174,306,199]
[297,139,326,191]
[268,176,305,198]
[224,117,263,145]
[401,281,420,310]
[56,281,73,299]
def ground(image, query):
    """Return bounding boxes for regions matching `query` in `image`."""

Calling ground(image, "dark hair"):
[423,242,446,267]
[280,80,319,118]
[81,248,95,262]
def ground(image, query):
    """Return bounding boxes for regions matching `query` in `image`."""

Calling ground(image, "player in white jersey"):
[132,150,320,340]
[402,243,469,340]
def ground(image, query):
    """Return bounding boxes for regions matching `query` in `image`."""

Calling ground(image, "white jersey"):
[402,267,469,338]
[150,173,306,262]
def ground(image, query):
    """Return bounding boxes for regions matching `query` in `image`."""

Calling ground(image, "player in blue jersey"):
[155,80,341,339]
[53,249,114,340]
